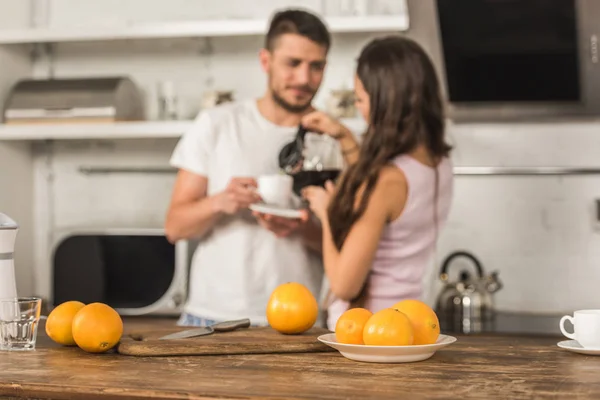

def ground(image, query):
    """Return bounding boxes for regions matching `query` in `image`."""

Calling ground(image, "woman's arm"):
[300,111,361,166]
[308,167,408,301]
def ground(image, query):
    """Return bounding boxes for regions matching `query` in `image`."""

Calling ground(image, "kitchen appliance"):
[0,213,18,300]
[278,124,308,174]
[50,228,192,316]
[278,125,342,196]
[2,77,144,124]
[290,170,341,197]
[407,0,600,121]
[435,251,502,334]
[440,311,564,337]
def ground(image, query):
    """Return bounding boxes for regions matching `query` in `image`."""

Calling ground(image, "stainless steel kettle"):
[435,251,502,334]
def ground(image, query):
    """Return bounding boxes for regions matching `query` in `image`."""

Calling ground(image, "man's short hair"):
[265,9,331,52]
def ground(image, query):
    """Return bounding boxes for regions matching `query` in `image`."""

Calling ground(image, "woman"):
[301,35,454,330]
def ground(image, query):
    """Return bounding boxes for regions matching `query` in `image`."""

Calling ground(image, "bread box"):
[2,77,144,124]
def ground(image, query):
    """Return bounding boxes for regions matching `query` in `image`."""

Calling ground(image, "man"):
[165,9,343,327]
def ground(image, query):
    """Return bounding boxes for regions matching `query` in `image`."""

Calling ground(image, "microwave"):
[411,0,600,121]
[50,228,194,316]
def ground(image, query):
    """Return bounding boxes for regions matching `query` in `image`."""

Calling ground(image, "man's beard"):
[271,88,314,113]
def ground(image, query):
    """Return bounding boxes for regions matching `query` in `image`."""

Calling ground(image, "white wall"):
[0,43,35,297]
[0,0,598,314]
[0,0,31,29]
[426,121,600,314]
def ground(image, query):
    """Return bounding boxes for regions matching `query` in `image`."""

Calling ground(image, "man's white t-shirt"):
[169,99,343,326]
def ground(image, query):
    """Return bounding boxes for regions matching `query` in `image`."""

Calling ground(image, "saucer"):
[317,333,457,363]
[557,340,600,355]
[249,203,306,219]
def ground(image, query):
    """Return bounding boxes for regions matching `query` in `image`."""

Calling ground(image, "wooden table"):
[0,317,599,400]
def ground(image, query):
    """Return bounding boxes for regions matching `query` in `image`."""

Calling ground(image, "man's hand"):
[252,210,309,238]
[213,177,261,215]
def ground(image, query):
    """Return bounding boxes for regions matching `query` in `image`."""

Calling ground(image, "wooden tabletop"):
[1,317,599,400]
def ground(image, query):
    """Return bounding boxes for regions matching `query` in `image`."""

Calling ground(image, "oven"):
[50,228,193,316]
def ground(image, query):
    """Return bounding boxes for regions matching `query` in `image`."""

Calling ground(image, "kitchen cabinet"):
[0,15,409,45]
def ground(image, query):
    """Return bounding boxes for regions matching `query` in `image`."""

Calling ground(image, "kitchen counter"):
[0,317,598,400]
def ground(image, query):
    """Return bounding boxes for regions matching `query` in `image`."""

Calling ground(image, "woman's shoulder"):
[368,165,408,208]
[378,164,408,189]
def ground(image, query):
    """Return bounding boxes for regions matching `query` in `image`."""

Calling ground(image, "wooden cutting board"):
[117,326,335,357]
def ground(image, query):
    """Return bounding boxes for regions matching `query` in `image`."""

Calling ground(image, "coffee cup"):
[257,174,293,207]
[560,310,600,348]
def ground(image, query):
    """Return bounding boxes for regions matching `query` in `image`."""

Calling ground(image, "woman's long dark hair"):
[328,35,452,251]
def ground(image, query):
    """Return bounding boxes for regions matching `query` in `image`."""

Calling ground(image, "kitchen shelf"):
[0,118,367,141]
[0,120,191,140]
[0,15,409,45]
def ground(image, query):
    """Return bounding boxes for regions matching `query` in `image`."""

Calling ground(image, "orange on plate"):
[266,282,318,334]
[45,300,86,346]
[392,299,440,345]
[71,303,123,353]
[335,308,373,345]
[362,308,414,346]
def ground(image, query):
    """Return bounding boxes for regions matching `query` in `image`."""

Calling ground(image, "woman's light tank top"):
[326,154,454,330]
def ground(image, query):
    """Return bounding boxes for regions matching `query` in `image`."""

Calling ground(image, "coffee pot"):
[277,125,342,196]
[278,124,308,174]
[435,251,502,334]
[0,213,18,299]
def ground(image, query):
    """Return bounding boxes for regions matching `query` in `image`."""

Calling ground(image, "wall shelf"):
[0,118,367,141]
[0,15,409,45]
[0,121,191,140]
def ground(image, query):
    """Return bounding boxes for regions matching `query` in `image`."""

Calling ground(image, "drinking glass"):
[0,297,42,351]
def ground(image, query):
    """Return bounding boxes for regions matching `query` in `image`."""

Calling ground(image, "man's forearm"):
[165,196,223,243]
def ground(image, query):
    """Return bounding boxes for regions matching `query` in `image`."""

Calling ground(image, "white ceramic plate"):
[249,203,305,219]
[557,340,600,355]
[317,333,457,363]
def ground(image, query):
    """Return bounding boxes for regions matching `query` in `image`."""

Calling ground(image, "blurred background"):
[0,0,598,330]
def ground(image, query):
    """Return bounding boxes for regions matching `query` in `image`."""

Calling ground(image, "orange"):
[362,308,414,346]
[392,299,440,345]
[335,308,373,345]
[71,303,123,353]
[266,282,319,334]
[45,301,86,346]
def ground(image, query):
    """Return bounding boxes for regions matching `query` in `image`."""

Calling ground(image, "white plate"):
[317,333,457,363]
[557,340,600,355]
[249,203,305,219]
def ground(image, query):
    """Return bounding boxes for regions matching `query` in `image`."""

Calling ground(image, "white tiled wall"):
[1,0,599,314]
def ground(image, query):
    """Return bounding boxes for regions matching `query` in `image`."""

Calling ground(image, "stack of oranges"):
[45,301,123,353]
[335,299,440,346]
[263,282,440,347]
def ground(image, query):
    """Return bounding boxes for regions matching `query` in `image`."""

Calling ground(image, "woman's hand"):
[302,181,336,221]
[301,111,351,140]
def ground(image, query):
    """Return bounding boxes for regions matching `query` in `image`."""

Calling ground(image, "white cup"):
[560,310,600,348]
[257,174,293,207]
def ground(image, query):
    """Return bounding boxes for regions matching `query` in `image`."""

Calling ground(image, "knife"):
[158,318,251,340]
